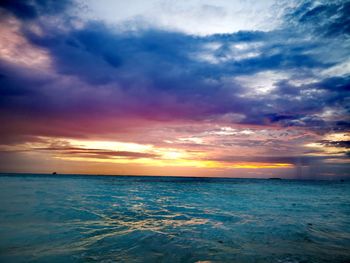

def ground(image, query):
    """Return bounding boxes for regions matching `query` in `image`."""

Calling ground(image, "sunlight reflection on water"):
[0,174,349,262]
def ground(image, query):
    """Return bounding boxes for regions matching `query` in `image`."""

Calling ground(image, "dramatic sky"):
[0,0,349,178]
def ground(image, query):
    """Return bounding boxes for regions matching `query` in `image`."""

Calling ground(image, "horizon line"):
[0,172,347,181]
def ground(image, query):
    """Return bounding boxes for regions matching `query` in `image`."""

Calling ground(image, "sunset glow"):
[0,0,349,178]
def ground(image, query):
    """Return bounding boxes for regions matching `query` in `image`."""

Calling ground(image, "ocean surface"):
[0,174,349,263]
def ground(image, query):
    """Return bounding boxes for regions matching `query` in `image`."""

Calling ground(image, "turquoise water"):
[0,174,349,263]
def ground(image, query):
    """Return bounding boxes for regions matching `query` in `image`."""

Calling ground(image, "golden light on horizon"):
[305,132,350,156]
[56,154,293,170]
[66,139,154,152]
[1,136,295,174]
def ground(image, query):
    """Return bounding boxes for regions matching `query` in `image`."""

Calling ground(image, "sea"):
[0,174,349,263]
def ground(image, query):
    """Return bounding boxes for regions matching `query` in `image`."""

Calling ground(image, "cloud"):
[2,23,345,126]
[0,0,349,177]
[285,0,350,37]
[319,140,350,149]
[0,0,72,20]
[34,147,159,159]
[81,0,287,36]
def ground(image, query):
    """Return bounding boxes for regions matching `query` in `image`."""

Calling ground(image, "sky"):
[0,0,349,179]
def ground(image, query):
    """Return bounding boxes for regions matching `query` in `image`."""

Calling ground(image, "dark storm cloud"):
[285,0,350,37]
[319,140,350,148]
[0,0,349,142]
[0,0,72,20]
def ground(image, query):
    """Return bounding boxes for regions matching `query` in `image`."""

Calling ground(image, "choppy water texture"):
[0,174,349,263]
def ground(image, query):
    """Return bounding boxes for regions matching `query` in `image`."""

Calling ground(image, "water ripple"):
[0,175,349,262]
